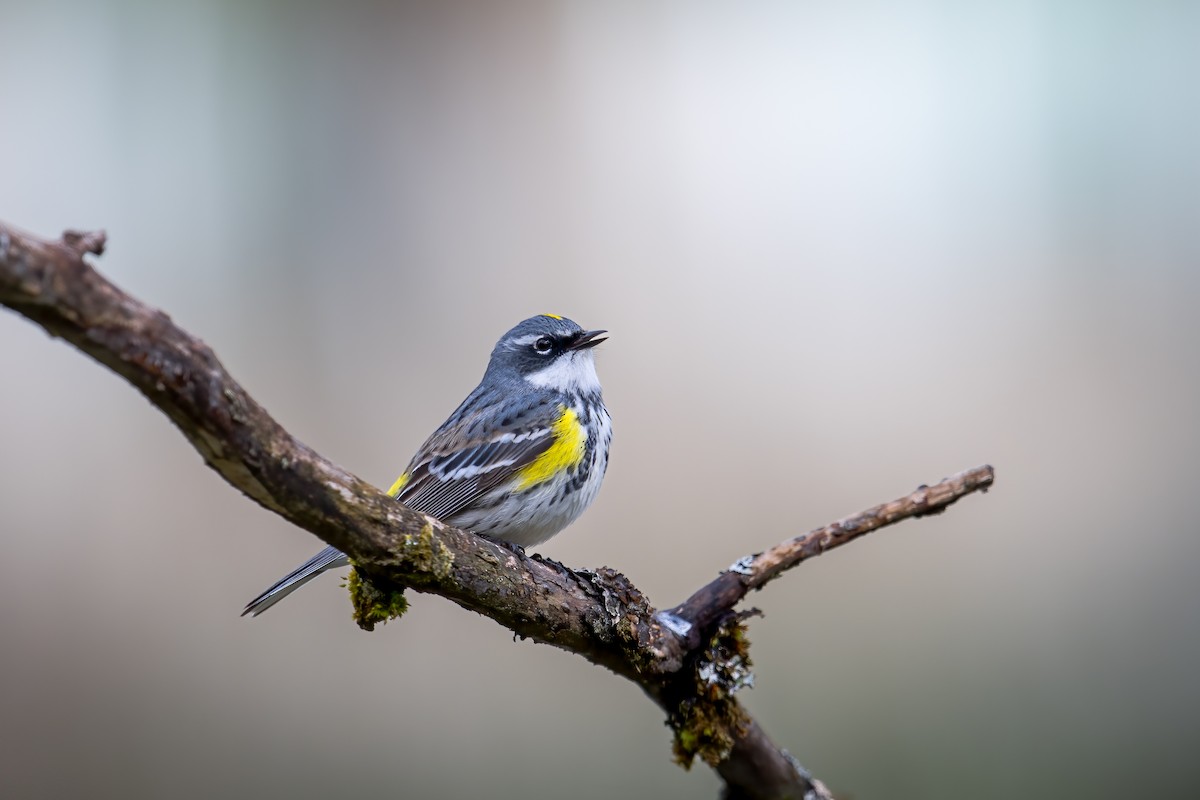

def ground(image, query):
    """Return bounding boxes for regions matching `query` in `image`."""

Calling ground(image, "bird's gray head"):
[487,314,607,393]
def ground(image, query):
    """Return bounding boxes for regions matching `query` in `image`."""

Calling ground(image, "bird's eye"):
[533,337,553,354]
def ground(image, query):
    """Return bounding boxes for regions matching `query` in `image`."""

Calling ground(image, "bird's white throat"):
[524,351,602,394]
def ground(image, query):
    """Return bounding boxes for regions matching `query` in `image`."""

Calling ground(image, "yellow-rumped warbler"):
[243,314,612,616]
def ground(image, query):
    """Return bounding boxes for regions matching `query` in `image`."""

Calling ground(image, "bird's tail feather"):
[242,545,351,617]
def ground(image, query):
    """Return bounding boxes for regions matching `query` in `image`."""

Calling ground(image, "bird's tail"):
[242,545,351,617]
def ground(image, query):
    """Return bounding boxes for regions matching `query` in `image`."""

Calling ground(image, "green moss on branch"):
[348,568,409,631]
[670,619,755,768]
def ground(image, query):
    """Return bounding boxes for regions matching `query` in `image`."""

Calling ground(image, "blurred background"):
[2,1,1198,798]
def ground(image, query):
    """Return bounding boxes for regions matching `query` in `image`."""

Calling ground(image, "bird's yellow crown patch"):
[541,313,563,320]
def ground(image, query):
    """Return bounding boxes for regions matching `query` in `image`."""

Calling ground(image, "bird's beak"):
[569,329,608,350]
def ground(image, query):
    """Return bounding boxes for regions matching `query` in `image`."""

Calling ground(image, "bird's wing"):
[390,401,564,521]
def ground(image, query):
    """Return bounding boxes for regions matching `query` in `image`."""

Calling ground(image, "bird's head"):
[487,314,607,393]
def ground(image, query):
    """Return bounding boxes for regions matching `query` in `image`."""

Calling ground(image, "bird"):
[242,314,612,616]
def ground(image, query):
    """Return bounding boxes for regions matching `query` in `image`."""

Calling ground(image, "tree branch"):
[0,221,994,800]
[664,466,995,647]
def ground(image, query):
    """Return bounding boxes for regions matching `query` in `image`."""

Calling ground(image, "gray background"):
[2,2,1198,798]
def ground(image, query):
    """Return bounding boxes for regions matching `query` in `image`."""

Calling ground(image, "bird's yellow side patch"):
[541,313,563,320]
[516,406,585,490]
[387,471,410,497]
